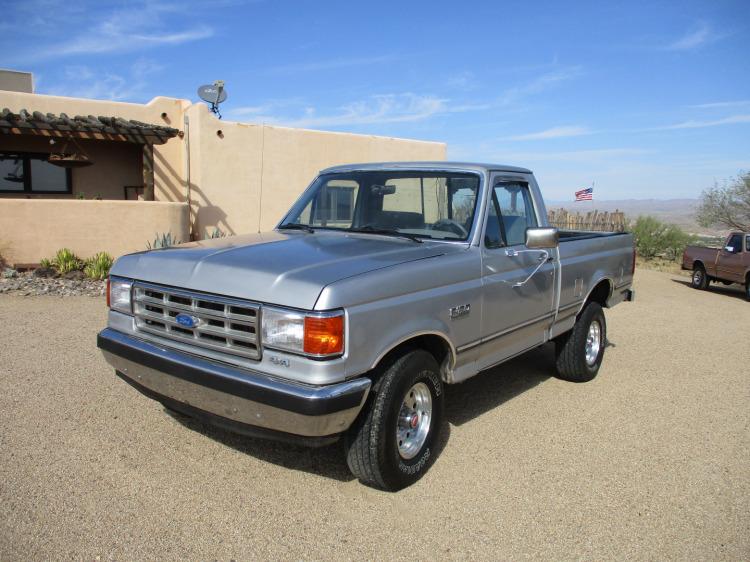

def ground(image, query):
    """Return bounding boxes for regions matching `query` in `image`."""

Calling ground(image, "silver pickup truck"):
[98,162,635,490]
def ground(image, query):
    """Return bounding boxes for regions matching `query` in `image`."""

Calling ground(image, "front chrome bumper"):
[97,328,371,438]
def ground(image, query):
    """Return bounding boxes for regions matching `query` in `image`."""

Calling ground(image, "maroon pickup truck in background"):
[682,232,750,301]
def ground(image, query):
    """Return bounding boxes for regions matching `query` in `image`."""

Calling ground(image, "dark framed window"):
[0,152,72,194]
[484,181,538,248]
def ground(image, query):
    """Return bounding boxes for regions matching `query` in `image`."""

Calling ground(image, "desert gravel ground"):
[1,268,748,560]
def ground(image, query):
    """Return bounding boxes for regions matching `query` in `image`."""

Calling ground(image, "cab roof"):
[320,161,532,175]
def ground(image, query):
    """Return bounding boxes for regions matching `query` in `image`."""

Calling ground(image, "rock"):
[64,270,85,281]
[2,268,18,279]
[0,271,104,297]
[33,267,57,278]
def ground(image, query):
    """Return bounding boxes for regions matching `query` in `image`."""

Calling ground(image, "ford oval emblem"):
[175,313,200,328]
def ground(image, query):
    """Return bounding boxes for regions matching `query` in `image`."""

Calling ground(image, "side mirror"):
[725,246,735,253]
[526,227,559,249]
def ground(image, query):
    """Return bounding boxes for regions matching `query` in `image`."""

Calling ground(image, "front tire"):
[555,303,607,383]
[345,349,444,491]
[691,265,709,290]
[745,276,750,302]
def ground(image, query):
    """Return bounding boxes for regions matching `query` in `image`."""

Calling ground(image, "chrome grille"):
[133,283,261,361]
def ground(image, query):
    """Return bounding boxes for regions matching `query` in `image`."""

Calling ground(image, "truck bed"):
[558,230,631,242]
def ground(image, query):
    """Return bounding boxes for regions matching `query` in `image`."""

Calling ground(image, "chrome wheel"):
[692,269,703,286]
[397,381,432,460]
[585,320,602,366]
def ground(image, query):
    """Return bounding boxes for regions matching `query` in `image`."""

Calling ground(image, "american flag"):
[575,187,593,201]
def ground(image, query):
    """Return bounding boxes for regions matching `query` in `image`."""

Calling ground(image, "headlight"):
[262,307,344,357]
[107,276,133,314]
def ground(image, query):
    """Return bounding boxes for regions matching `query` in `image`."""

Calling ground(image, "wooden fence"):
[547,208,628,232]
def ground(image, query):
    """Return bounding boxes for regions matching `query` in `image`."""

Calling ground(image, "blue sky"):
[3,0,749,200]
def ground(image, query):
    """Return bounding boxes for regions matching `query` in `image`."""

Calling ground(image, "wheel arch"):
[692,259,706,271]
[370,331,456,382]
[579,277,613,314]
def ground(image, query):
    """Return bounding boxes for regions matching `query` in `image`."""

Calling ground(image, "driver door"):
[717,234,744,283]
[478,177,556,371]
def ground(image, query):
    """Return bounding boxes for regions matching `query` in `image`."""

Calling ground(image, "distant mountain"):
[543,198,724,236]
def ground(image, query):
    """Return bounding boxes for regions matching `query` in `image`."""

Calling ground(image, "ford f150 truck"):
[682,232,750,300]
[97,162,635,490]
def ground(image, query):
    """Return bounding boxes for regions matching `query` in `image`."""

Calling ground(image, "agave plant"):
[52,248,83,274]
[147,232,181,250]
[84,252,114,280]
[207,227,226,239]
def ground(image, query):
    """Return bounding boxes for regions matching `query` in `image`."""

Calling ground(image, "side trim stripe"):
[457,311,555,353]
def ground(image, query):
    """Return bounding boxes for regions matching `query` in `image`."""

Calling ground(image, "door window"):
[485,182,538,247]
[726,234,742,253]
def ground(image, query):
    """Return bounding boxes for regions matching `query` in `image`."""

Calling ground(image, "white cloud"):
[666,22,722,51]
[487,148,651,163]
[507,126,592,141]
[689,100,750,109]
[270,55,397,74]
[13,1,213,61]
[446,71,478,91]
[650,114,750,130]
[233,93,486,129]
[498,66,583,106]
[45,59,163,101]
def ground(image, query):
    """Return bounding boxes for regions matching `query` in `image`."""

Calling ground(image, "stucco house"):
[0,69,445,266]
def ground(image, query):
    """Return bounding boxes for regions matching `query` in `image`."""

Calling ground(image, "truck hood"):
[111,231,462,309]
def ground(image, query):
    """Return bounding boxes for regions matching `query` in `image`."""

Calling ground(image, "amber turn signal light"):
[304,314,344,356]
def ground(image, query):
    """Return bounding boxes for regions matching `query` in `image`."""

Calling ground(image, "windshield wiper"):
[349,225,423,243]
[278,222,315,233]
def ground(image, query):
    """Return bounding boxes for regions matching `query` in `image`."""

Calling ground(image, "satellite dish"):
[197,80,227,118]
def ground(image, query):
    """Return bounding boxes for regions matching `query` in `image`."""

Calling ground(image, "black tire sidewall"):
[379,352,444,489]
[692,267,705,289]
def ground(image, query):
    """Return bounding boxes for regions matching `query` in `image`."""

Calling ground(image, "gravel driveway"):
[1,268,748,560]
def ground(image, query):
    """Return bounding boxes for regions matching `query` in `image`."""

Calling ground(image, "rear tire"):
[745,276,750,302]
[345,349,444,491]
[691,265,709,290]
[555,303,607,383]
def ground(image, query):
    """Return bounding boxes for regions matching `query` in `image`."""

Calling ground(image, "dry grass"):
[636,256,689,276]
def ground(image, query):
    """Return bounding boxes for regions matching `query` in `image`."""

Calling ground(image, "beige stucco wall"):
[0,88,447,260]
[0,199,189,265]
[184,103,447,236]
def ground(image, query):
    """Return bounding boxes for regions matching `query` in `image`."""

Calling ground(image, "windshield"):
[280,171,481,241]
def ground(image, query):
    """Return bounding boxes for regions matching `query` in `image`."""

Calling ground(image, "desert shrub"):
[39,258,53,269]
[84,252,114,280]
[52,248,83,274]
[147,232,181,250]
[632,216,695,260]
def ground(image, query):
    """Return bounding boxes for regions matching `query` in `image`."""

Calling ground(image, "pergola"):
[0,108,181,199]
